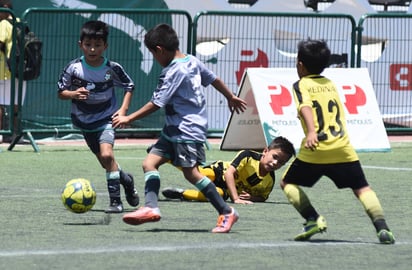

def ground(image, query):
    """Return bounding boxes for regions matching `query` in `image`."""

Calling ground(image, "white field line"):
[363,165,412,171]
[0,241,410,257]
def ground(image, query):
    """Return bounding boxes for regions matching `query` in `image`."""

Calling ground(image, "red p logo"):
[390,64,412,90]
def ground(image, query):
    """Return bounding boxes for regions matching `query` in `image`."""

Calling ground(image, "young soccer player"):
[112,23,247,233]
[280,39,395,244]
[162,136,295,204]
[57,20,139,213]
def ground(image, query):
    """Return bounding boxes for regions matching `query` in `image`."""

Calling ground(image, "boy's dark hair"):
[80,20,109,43]
[268,136,296,157]
[297,39,330,74]
[144,23,179,52]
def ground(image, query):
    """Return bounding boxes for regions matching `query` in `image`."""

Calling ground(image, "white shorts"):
[0,79,27,105]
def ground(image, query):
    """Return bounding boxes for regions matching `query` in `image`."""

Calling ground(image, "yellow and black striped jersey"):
[293,75,358,164]
[208,150,275,200]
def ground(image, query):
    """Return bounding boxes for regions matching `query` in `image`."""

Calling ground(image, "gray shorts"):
[148,135,206,168]
[82,124,115,154]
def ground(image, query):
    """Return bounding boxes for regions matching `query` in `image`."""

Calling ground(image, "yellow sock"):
[359,190,385,222]
[283,184,313,216]
[198,167,216,181]
[183,187,224,202]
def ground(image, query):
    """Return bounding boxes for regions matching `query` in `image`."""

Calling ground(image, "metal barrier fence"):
[7,8,191,150]
[193,11,356,131]
[3,8,412,151]
[357,13,412,131]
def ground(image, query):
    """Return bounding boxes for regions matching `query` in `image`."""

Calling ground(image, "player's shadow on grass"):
[147,228,210,233]
[159,199,290,205]
[122,228,212,233]
[63,214,111,225]
[295,239,371,244]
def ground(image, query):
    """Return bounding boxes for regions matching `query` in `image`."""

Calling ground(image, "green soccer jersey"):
[292,74,358,164]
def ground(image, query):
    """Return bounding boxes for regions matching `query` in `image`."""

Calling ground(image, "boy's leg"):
[118,166,139,207]
[162,165,223,201]
[283,183,327,240]
[123,153,165,225]
[187,172,238,233]
[357,187,395,244]
[122,170,162,225]
[179,141,238,233]
[339,161,394,244]
[184,187,225,201]
[105,171,123,213]
[84,131,124,213]
[193,176,231,213]
[144,171,161,208]
[161,186,225,201]
[99,143,124,213]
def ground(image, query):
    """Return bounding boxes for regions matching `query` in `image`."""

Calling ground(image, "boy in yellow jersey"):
[162,136,295,204]
[280,39,395,244]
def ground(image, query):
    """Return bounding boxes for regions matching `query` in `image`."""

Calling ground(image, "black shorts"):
[282,158,369,189]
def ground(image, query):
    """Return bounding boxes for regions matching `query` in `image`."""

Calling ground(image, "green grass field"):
[0,141,411,270]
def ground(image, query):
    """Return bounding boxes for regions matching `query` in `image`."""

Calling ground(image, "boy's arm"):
[58,87,89,100]
[224,165,253,205]
[114,91,132,117]
[211,78,247,114]
[300,105,318,151]
[112,101,159,128]
[239,192,266,202]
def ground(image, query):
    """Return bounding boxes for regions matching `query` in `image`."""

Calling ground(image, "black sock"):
[373,219,390,232]
[197,180,231,215]
[144,171,160,208]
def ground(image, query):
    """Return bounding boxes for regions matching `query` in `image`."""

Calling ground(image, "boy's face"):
[79,37,107,66]
[149,46,171,67]
[260,148,291,172]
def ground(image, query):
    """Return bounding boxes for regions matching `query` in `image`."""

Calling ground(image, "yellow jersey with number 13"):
[292,74,358,164]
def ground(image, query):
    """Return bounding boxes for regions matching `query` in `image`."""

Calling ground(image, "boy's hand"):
[228,95,247,114]
[304,131,319,151]
[112,115,130,129]
[73,87,89,100]
[231,191,253,204]
[233,197,253,205]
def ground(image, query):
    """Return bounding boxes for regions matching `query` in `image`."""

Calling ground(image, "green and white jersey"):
[57,56,134,130]
[152,54,216,143]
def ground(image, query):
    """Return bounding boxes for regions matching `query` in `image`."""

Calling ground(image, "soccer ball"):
[61,178,96,213]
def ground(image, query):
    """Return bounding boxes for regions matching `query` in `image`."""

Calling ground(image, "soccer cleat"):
[377,229,395,244]
[122,206,161,225]
[212,207,239,233]
[105,199,123,214]
[294,215,327,241]
[162,187,185,200]
[120,173,140,207]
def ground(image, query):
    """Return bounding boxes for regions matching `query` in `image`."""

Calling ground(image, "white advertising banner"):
[221,68,391,152]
